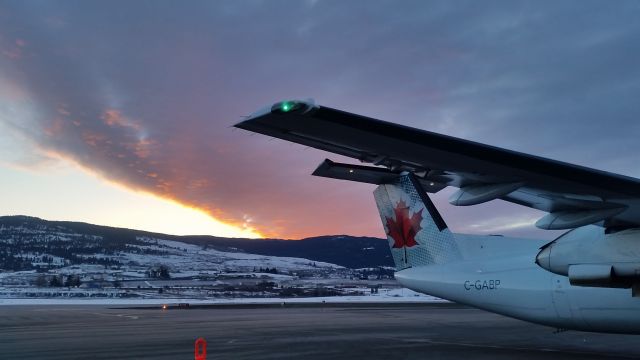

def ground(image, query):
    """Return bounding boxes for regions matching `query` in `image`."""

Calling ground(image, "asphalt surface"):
[1,303,640,359]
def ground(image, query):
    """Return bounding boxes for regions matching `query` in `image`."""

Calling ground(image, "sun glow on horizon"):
[0,159,263,239]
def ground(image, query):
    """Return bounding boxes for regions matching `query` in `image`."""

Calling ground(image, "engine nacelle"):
[535,226,640,289]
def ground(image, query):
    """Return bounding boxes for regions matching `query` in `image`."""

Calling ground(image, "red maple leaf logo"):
[386,200,423,248]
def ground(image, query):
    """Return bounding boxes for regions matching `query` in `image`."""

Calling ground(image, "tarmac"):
[1,302,640,359]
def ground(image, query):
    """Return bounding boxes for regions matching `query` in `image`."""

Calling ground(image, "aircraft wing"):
[235,100,640,230]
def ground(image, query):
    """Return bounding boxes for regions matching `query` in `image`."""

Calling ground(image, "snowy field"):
[0,288,445,305]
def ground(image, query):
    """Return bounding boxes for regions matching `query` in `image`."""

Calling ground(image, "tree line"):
[33,274,82,287]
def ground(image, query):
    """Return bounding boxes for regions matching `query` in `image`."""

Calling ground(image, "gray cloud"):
[0,0,639,238]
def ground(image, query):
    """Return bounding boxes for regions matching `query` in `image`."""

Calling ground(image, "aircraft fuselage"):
[395,233,640,334]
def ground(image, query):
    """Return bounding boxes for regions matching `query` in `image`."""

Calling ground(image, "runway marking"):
[88,312,139,320]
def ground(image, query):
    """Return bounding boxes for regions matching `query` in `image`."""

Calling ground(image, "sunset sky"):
[1,1,639,239]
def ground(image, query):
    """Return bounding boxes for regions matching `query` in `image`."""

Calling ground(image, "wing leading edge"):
[235,100,640,231]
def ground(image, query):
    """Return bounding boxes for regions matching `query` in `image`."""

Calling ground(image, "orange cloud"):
[132,138,154,159]
[44,117,65,137]
[14,102,381,239]
[82,130,107,147]
[101,109,141,131]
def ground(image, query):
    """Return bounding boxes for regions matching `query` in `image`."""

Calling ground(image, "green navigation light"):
[281,101,294,112]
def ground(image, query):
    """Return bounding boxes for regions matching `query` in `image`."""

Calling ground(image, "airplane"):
[235,99,640,334]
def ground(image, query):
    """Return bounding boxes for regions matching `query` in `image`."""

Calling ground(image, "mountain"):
[0,216,393,269]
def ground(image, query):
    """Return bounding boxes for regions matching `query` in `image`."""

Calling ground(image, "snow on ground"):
[120,271,147,278]
[140,238,202,252]
[226,272,296,280]
[0,289,445,306]
[120,236,342,273]
[15,252,65,263]
[0,270,37,279]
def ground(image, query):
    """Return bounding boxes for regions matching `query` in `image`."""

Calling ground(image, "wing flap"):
[312,159,447,192]
[312,159,397,185]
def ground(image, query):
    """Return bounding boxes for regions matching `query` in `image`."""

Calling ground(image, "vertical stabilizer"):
[374,173,462,270]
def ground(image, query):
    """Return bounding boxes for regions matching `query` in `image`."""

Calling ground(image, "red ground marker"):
[195,337,207,360]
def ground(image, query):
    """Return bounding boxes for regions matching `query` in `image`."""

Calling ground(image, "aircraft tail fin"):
[373,173,462,270]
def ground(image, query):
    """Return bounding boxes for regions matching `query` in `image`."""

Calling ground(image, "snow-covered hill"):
[0,215,393,270]
[0,216,405,302]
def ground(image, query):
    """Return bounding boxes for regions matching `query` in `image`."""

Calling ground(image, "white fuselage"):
[395,234,640,334]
